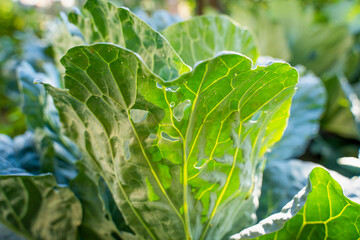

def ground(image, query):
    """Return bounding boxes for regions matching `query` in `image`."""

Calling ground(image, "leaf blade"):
[76,0,191,81]
[46,43,297,239]
[162,15,258,67]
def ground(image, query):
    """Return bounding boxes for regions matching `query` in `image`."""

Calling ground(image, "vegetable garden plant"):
[1,0,360,239]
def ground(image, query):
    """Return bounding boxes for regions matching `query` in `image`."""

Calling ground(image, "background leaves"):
[0,174,82,240]
[162,15,258,66]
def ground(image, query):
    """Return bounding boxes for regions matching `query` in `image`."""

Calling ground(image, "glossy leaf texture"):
[0,173,82,240]
[267,66,327,161]
[162,15,258,66]
[231,167,360,240]
[45,43,297,240]
[67,0,190,81]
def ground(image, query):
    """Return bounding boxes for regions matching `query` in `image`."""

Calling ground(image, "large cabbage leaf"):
[231,167,360,240]
[162,15,258,66]
[46,42,297,239]
[67,0,190,81]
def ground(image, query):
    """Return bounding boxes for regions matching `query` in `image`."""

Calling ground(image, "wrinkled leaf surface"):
[46,42,297,239]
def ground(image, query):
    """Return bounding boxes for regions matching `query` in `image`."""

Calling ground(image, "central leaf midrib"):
[99,48,187,234]
[70,96,157,239]
[182,62,210,239]
[101,58,186,237]
[126,111,185,222]
[96,47,184,236]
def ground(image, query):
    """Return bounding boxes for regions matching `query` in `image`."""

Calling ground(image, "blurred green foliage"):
[0,0,55,137]
[0,0,39,137]
[0,0,39,37]
[223,0,360,162]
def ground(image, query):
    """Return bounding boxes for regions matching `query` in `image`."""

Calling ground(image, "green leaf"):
[0,174,82,240]
[229,0,353,76]
[231,167,360,240]
[257,159,319,220]
[70,163,132,240]
[16,61,62,132]
[1,132,40,174]
[162,15,258,67]
[267,66,327,161]
[70,0,190,81]
[290,24,353,76]
[33,128,78,184]
[47,14,85,75]
[46,43,297,239]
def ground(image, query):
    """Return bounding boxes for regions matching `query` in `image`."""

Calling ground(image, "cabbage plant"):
[0,0,359,239]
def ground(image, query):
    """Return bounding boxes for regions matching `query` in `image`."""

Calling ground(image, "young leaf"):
[0,173,82,240]
[70,0,190,81]
[162,15,258,67]
[46,43,297,239]
[231,167,360,240]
